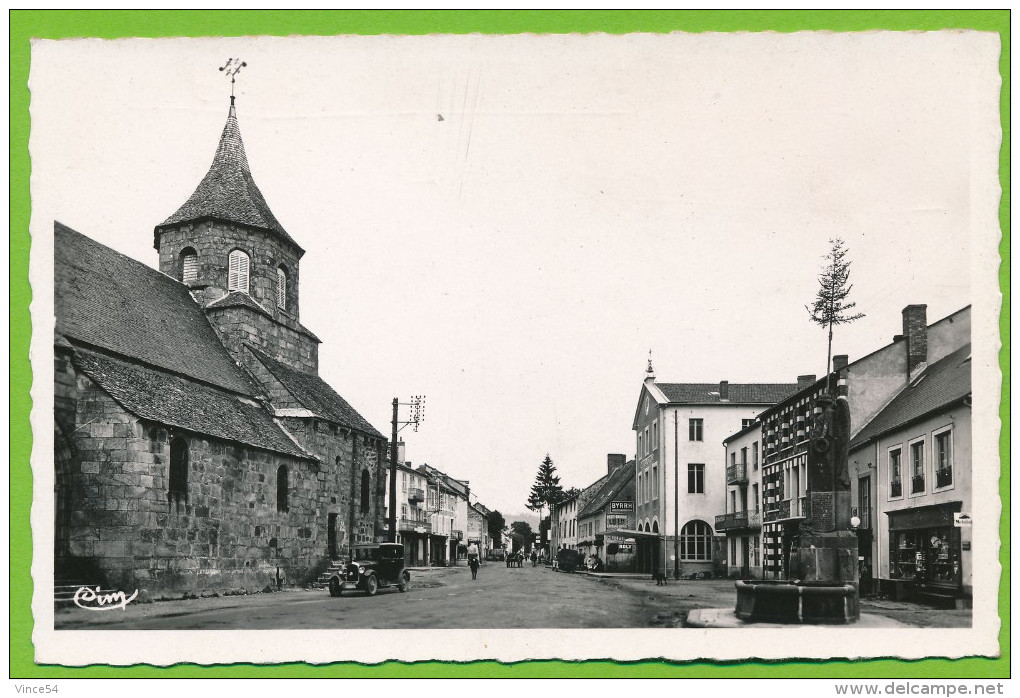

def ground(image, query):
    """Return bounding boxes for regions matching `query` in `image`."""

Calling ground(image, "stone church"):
[53,96,388,595]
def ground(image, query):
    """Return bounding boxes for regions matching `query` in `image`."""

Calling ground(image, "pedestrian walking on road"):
[469,555,479,580]
[531,550,537,567]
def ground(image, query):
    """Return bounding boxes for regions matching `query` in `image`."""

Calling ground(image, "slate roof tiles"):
[657,382,800,405]
[250,347,384,438]
[850,344,971,450]
[157,103,302,253]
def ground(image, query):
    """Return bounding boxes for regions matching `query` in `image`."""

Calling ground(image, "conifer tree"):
[526,454,564,534]
[807,238,865,392]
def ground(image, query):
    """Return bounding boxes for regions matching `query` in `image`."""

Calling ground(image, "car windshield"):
[352,547,380,562]
[380,546,403,559]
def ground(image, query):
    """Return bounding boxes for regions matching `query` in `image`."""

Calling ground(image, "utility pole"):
[674,410,680,580]
[388,396,425,544]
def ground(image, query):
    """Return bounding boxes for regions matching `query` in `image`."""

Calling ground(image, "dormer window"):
[179,248,198,284]
[277,266,288,310]
[227,249,250,293]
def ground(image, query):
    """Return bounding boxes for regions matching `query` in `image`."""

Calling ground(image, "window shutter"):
[181,252,198,283]
[228,250,249,292]
[277,267,287,309]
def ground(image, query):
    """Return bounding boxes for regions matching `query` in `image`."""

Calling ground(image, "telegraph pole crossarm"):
[389,395,425,543]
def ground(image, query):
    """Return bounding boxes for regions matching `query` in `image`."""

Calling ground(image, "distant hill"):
[504,511,541,530]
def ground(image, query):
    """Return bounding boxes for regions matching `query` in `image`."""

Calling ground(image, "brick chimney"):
[607,453,626,474]
[797,374,817,389]
[832,355,849,374]
[719,380,729,401]
[902,304,928,376]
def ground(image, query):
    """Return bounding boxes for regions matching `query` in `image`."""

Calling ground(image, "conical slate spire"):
[156,101,302,253]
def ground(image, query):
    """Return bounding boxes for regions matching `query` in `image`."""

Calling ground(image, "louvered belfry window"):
[180,248,198,284]
[276,266,287,309]
[228,249,250,293]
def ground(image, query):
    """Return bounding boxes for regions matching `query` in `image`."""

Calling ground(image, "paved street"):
[54,564,971,630]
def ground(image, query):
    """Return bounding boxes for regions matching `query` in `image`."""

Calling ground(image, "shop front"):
[885,501,967,604]
[604,529,660,574]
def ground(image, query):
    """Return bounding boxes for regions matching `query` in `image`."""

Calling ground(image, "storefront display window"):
[889,526,961,588]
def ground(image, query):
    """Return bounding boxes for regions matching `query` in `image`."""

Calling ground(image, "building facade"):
[848,343,972,605]
[53,98,387,595]
[760,305,971,583]
[576,459,636,572]
[719,420,768,579]
[632,361,800,577]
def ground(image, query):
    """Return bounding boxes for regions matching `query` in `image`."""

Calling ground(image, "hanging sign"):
[953,512,972,528]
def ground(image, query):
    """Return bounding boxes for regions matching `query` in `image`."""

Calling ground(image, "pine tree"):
[526,454,564,538]
[807,238,865,392]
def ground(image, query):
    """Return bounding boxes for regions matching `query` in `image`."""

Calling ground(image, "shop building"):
[760,304,971,582]
[849,343,972,606]
[576,459,637,572]
[718,417,772,579]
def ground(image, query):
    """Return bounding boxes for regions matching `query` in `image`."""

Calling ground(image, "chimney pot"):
[832,355,849,373]
[719,380,729,400]
[607,453,626,474]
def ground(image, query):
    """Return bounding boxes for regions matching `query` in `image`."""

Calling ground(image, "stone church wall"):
[57,365,342,595]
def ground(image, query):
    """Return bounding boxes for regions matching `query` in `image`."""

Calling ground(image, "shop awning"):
[602,529,664,539]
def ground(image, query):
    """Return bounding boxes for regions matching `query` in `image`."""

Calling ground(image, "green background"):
[9,10,1010,678]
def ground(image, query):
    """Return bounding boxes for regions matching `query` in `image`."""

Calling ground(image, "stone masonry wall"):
[278,417,389,552]
[60,368,331,595]
[206,304,318,373]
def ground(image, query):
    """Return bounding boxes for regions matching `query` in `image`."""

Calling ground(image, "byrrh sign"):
[610,501,634,512]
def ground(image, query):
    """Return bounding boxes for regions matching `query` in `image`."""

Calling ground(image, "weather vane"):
[219,58,247,99]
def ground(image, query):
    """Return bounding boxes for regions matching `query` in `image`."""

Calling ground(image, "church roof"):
[249,347,384,438]
[156,102,303,254]
[73,349,313,460]
[54,222,257,397]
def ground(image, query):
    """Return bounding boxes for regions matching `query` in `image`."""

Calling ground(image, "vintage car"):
[329,543,411,597]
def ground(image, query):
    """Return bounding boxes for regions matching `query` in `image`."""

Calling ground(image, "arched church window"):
[360,469,370,514]
[169,437,189,510]
[227,249,250,293]
[277,465,289,513]
[276,266,288,310]
[179,248,198,284]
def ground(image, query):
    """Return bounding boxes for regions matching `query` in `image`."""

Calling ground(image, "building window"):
[679,520,713,561]
[276,266,288,309]
[276,465,289,513]
[689,418,704,442]
[179,247,198,283]
[360,469,370,513]
[752,441,759,470]
[651,465,658,500]
[858,476,871,529]
[910,440,925,494]
[687,463,705,494]
[227,249,250,293]
[752,483,759,512]
[742,418,755,429]
[637,432,643,457]
[935,429,953,489]
[889,447,903,498]
[168,437,188,510]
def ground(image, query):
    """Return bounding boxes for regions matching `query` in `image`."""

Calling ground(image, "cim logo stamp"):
[72,585,138,611]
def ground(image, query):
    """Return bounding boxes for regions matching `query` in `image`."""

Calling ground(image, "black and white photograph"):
[29,31,1002,664]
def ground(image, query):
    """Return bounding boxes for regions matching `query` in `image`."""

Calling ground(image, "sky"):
[29,32,999,517]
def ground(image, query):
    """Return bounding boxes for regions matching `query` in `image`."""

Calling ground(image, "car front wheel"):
[398,571,410,593]
[364,574,378,596]
[329,577,343,597]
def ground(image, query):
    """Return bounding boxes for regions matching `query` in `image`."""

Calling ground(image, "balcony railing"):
[398,518,431,534]
[715,511,762,532]
[726,461,748,485]
[911,474,926,494]
[890,479,902,498]
[935,467,953,489]
[407,487,425,504]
